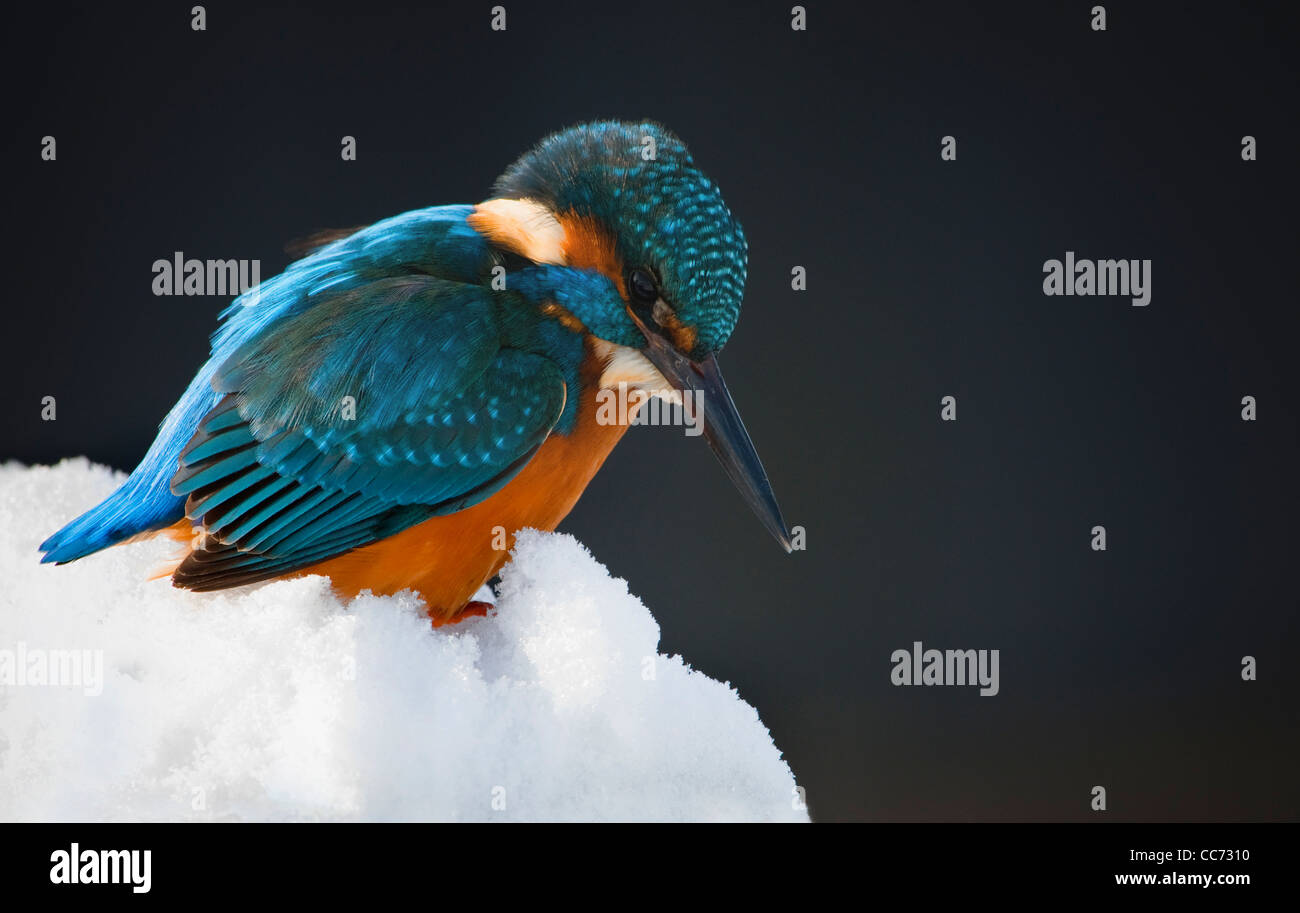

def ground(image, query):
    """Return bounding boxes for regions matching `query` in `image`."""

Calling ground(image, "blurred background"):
[3,1,1296,820]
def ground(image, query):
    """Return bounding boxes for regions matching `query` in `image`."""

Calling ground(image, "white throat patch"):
[591,339,684,405]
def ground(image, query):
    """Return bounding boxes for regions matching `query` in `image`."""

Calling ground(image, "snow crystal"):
[0,459,806,822]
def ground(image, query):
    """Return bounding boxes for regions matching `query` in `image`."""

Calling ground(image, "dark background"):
[4,1,1297,821]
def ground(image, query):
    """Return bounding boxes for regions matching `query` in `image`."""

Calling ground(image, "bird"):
[39,120,791,625]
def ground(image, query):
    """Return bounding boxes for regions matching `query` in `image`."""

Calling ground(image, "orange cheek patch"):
[540,300,586,333]
[556,212,700,354]
[559,212,626,296]
[657,311,698,353]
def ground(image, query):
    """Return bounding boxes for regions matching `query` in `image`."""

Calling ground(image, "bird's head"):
[471,120,790,552]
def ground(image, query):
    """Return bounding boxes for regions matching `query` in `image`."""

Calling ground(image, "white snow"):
[0,459,806,822]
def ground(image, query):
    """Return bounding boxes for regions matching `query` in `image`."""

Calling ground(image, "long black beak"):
[638,330,793,553]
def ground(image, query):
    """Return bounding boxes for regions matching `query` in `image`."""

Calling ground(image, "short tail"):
[40,365,225,565]
[39,470,187,564]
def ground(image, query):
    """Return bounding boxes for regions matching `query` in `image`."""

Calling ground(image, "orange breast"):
[299,349,629,621]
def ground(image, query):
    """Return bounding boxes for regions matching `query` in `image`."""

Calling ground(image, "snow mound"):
[0,459,806,822]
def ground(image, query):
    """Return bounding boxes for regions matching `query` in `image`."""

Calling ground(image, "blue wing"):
[169,276,566,591]
[39,205,562,575]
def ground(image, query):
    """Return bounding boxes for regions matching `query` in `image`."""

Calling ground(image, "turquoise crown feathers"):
[493,120,748,356]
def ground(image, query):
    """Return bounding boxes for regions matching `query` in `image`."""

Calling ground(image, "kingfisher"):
[39,121,791,625]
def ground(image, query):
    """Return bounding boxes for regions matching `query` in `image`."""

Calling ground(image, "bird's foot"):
[430,600,494,629]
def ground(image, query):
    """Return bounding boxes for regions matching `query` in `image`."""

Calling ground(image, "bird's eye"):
[628,267,658,305]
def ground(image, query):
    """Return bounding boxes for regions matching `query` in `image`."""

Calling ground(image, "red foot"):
[431,600,494,629]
